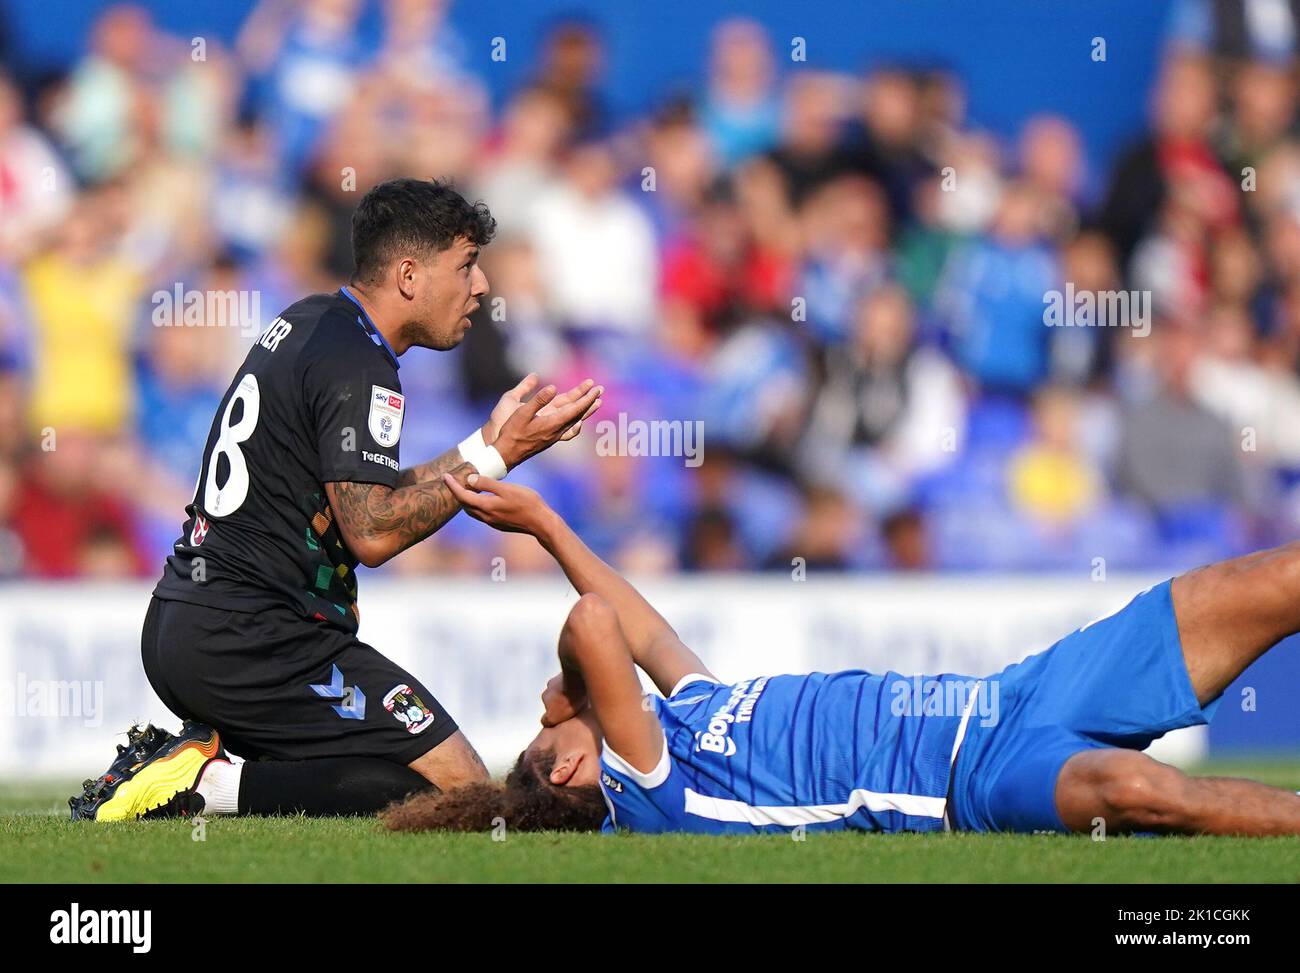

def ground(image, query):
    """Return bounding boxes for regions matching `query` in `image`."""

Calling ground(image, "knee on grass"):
[1089,752,1192,833]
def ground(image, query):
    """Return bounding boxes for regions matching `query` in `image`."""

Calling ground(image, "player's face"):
[408,236,489,351]
[525,708,602,788]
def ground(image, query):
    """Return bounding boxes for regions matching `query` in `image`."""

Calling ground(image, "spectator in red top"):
[660,179,793,355]
[1100,53,1238,269]
[11,431,147,578]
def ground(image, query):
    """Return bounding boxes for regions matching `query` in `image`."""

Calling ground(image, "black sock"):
[237,757,435,816]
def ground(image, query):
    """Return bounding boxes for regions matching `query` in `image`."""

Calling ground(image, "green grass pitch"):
[3,759,1297,883]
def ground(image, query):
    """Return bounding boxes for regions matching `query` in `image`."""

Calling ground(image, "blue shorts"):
[948,579,1221,833]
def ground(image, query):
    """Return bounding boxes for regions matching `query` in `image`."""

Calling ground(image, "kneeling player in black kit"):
[70,178,602,820]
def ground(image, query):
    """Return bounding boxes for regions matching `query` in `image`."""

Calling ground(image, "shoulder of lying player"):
[597,731,689,833]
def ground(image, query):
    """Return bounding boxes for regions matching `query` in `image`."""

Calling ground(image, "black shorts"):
[141,597,458,765]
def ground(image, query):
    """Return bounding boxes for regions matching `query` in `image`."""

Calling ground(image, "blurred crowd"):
[3,0,1300,579]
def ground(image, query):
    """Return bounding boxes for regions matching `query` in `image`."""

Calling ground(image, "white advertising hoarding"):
[0,574,1202,780]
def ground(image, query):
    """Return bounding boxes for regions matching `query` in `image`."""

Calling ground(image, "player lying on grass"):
[69,178,602,821]
[384,474,1300,837]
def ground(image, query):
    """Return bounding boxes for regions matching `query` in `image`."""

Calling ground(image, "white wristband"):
[457,428,508,480]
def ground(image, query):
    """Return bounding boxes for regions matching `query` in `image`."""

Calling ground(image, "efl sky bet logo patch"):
[368,385,404,447]
[384,684,435,734]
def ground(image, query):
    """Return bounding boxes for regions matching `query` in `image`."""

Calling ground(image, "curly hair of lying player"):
[383,473,1300,838]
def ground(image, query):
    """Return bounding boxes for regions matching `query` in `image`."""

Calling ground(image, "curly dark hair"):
[381,748,606,833]
[350,177,497,285]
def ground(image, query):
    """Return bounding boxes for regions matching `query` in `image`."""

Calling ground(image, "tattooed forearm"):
[394,446,469,489]
[326,460,474,565]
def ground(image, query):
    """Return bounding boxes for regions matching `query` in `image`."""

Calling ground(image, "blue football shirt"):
[598,670,987,834]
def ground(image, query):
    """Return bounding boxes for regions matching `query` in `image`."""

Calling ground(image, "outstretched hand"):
[482,373,541,444]
[537,379,603,443]
[490,378,603,469]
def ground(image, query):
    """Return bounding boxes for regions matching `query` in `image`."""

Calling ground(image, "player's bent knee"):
[1095,753,1190,833]
[1057,750,1192,834]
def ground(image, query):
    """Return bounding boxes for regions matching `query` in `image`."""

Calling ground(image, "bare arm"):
[393,446,473,489]
[538,512,712,694]
[327,379,603,568]
[442,473,714,695]
[556,593,665,773]
[326,447,473,568]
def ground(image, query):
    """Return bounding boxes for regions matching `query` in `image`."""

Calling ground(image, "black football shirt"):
[153,288,406,632]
